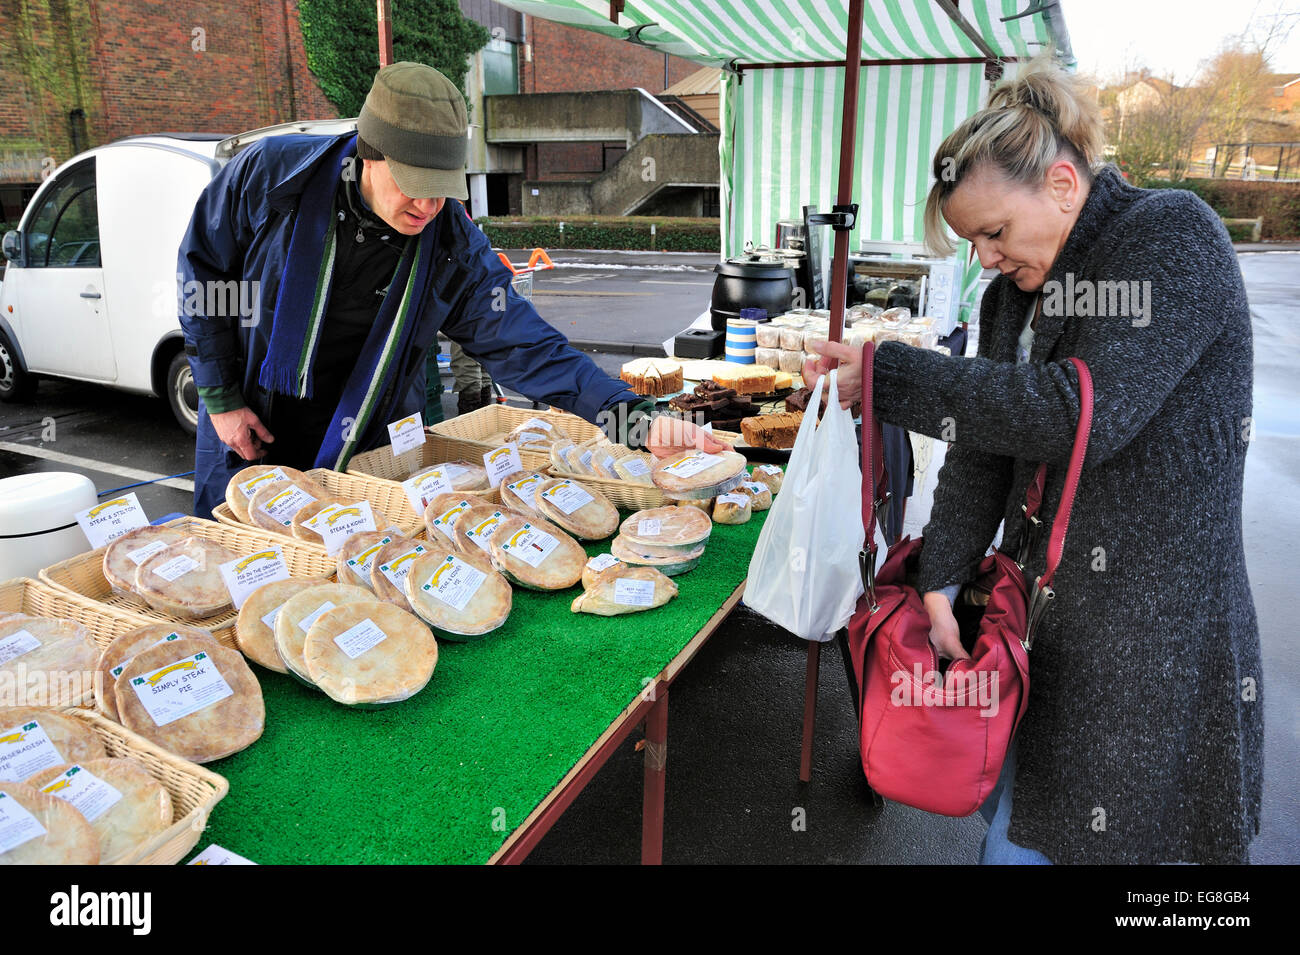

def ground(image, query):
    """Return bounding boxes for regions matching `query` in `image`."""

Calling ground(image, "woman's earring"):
[1065,201,1073,210]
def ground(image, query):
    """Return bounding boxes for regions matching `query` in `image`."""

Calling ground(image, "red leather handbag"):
[845,344,1093,816]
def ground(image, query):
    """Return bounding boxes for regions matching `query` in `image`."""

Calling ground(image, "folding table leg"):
[641,685,669,865]
[799,641,821,782]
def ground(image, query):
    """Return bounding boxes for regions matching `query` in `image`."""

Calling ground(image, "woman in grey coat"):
[807,57,1262,864]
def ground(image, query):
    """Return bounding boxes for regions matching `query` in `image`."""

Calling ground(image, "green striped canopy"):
[496,1,1060,320]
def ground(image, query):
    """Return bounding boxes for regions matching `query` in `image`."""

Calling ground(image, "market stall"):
[1,402,784,864]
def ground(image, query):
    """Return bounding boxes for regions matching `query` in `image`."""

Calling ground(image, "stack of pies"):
[488,513,586,591]
[101,525,190,596]
[235,578,331,674]
[94,623,220,720]
[273,583,374,684]
[608,506,711,576]
[134,538,239,619]
[224,465,328,524]
[651,449,748,500]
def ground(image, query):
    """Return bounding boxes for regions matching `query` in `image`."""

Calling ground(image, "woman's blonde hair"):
[923,53,1105,256]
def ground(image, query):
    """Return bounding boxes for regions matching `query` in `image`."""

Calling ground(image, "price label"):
[0,790,46,854]
[128,652,234,727]
[758,464,783,477]
[75,493,148,549]
[125,539,169,567]
[150,554,200,583]
[613,578,657,607]
[620,458,651,477]
[662,452,725,478]
[0,719,64,782]
[378,546,427,590]
[297,601,336,633]
[39,764,123,823]
[482,444,524,488]
[238,468,288,498]
[344,536,392,586]
[579,449,594,473]
[189,843,257,865]
[387,412,426,457]
[332,618,388,660]
[540,480,594,515]
[401,468,453,515]
[585,553,620,574]
[499,524,560,568]
[261,486,317,526]
[420,556,487,612]
[599,455,617,478]
[430,501,473,540]
[218,547,290,610]
[717,493,750,508]
[504,473,542,506]
[637,519,662,537]
[0,630,40,667]
[463,512,504,554]
[317,502,377,556]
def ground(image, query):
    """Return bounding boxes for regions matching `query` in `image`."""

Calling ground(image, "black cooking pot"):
[710,259,794,331]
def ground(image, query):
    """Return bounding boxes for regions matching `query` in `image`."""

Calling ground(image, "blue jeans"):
[977,742,1053,865]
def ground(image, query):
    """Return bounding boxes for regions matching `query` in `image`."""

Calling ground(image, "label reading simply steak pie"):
[129,652,234,727]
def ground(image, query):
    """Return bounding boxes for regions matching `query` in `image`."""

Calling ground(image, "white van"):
[0,120,357,433]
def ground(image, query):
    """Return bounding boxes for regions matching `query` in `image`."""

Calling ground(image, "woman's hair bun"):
[923,52,1105,255]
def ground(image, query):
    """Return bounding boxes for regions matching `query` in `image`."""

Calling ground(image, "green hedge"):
[476,216,721,252]
[1146,178,1300,240]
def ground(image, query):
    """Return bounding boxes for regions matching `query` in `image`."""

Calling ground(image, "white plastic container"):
[0,472,98,580]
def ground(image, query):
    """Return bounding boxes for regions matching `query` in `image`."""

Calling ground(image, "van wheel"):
[166,351,198,435]
[0,329,37,402]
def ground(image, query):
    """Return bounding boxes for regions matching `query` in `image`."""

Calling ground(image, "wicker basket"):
[543,446,667,510]
[425,405,602,473]
[57,707,229,865]
[0,577,163,709]
[37,517,338,651]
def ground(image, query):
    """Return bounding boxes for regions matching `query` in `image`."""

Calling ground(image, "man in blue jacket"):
[179,62,713,518]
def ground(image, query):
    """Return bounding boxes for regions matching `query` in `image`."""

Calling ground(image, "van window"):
[24,162,100,268]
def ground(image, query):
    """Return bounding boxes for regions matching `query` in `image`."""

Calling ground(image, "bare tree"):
[1199,39,1274,175]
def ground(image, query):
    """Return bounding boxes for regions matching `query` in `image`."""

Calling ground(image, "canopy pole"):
[826,0,865,351]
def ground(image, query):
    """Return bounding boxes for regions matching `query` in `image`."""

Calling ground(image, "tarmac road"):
[0,248,1295,865]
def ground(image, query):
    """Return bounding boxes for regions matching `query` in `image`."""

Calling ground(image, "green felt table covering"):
[187,510,769,864]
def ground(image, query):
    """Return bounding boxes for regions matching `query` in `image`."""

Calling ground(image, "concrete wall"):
[591,133,719,215]
[521,179,593,216]
[486,89,693,147]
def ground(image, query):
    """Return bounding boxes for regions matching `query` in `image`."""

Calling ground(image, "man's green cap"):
[357,61,469,201]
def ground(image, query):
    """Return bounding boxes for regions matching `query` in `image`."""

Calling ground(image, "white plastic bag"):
[743,369,864,641]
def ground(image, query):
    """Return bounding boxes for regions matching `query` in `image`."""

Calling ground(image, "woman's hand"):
[801,339,863,410]
[646,415,731,459]
[923,591,970,662]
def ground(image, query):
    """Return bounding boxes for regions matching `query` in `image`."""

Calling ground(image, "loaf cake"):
[740,412,803,449]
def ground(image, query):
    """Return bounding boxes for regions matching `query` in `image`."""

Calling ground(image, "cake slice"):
[620,358,684,397]
[740,412,803,449]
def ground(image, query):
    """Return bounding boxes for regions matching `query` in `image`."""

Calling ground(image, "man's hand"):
[211,407,274,461]
[923,591,970,662]
[646,416,731,459]
[802,339,863,410]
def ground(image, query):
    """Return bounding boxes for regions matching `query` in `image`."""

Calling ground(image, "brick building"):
[1,0,716,224]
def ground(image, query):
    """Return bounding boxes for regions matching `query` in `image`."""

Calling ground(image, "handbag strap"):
[856,345,1094,615]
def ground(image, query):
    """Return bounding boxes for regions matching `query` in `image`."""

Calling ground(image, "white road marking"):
[0,441,195,492]
[638,279,713,286]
